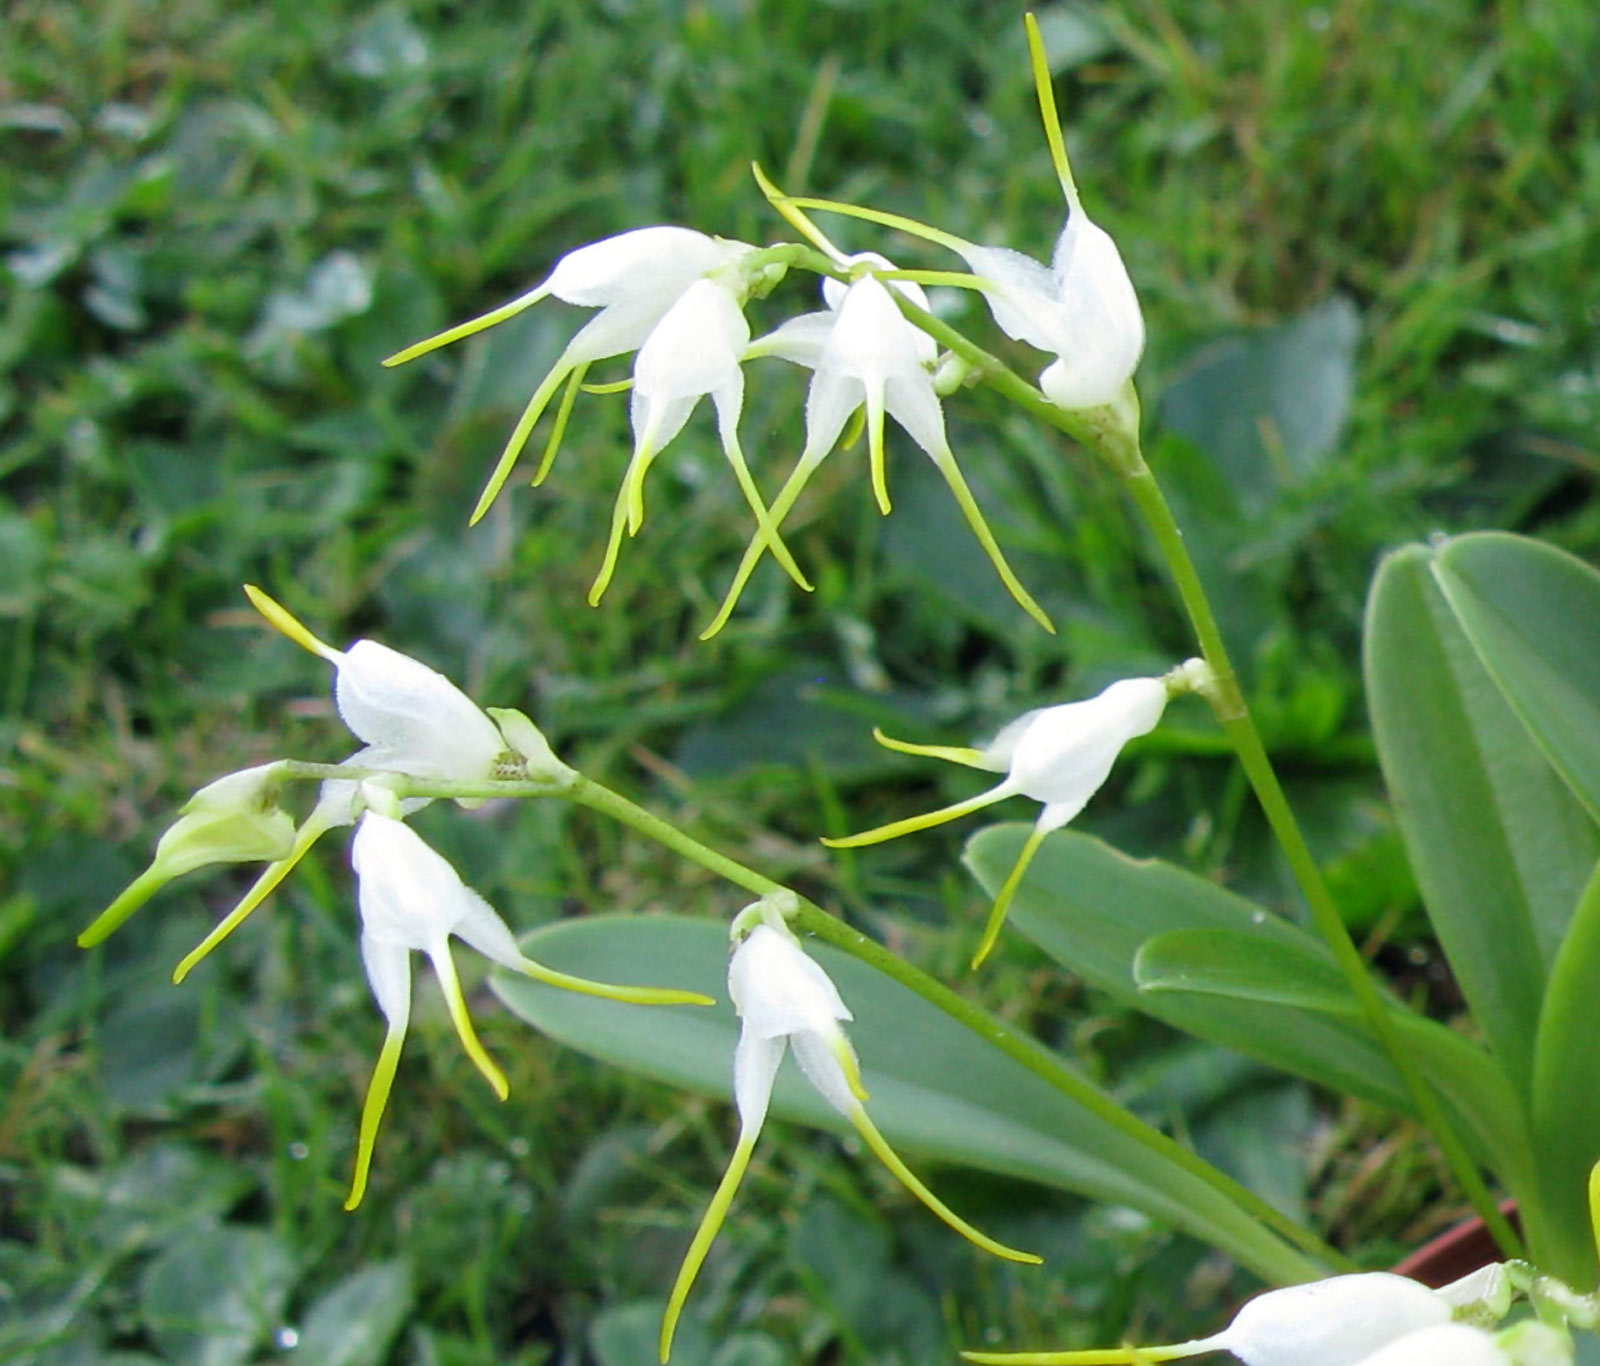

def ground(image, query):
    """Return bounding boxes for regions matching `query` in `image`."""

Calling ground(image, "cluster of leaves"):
[3,0,1598,1361]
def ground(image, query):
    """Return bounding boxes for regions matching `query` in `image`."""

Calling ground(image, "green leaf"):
[968,826,1530,1192]
[1530,861,1600,1283]
[1366,544,1599,1094]
[291,1262,414,1366]
[139,1224,297,1366]
[1432,531,1600,825]
[1134,929,1354,1011]
[492,915,1327,1283]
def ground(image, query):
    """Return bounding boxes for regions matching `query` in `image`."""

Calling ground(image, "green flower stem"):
[568,775,1345,1277]
[883,280,1524,1256]
[1117,459,1524,1259]
[288,761,1339,1268]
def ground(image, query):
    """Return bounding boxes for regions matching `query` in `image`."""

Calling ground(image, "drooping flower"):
[659,912,1039,1362]
[825,673,1180,967]
[702,255,1051,637]
[962,1271,1452,1366]
[381,226,802,599]
[78,764,298,948]
[346,809,711,1209]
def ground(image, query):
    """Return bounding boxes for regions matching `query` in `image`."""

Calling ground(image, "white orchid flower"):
[659,913,1039,1361]
[963,1271,1452,1366]
[589,275,807,605]
[346,810,710,1210]
[827,672,1184,967]
[701,255,1051,638]
[164,585,559,984]
[957,208,1143,412]
[380,226,801,597]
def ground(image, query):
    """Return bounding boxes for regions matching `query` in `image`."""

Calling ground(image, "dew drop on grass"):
[288,1141,309,1160]
[275,1325,300,1350]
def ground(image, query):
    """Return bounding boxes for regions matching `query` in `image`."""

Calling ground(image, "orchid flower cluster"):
[79,13,1600,1366]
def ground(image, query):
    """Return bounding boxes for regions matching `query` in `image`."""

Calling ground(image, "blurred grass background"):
[3,0,1598,1362]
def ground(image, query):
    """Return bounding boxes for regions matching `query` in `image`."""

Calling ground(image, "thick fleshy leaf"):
[966,825,1530,1191]
[1366,545,1599,1095]
[492,915,1328,1283]
[1432,531,1600,824]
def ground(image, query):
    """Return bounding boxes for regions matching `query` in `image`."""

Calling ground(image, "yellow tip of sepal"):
[871,727,989,768]
[244,585,341,662]
[346,1024,407,1210]
[516,956,715,1009]
[970,824,1049,970]
[850,1105,1040,1265]
[822,784,1011,848]
[660,1127,761,1362]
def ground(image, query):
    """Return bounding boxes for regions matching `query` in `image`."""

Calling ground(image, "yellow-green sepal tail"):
[244,583,341,660]
[700,443,828,640]
[659,1126,760,1362]
[430,941,510,1101]
[78,865,167,948]
[1022,12,1082,212]
[345,1022,407,1211]
[382,288,548,369]
[926,448,1055,634]
[469,359,575,525]
[821,783,1010,848]
[171,813,334,983]
[849,1104,1040,1265]
[514,956,714,1008]
[971,824,1049,970]
[533,361,590,486]
[872,727,989,769]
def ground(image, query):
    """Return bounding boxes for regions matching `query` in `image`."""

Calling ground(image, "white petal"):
[359,931,414,1029]
[978,706,1048,771]
[444,888,526,970]
[542,227,749,307]
[802,367,864,463]
[1035,216,1144,408]
[1219,1274,1451,1366]
[789,1027,861,1118]
[747,310,836,368]
[958,242,1065,352]
[1006,678,1167,812]
[728,925,852,1041]
[335,641,505,782]
[562,292,685,366]
[822,276,933,383]
[882,369,951,463]
[633,279,749,401]
[732,1028,785,1134]
[628,387,699,461]
[351,812,481,950]
[1349,1325,1509,1366]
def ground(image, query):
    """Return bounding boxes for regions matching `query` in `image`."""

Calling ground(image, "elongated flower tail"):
[346,1023,407,1211]
[514,956,714,1008]
[245,583,340,660]
[970,824,1050,969]
[849,1103,1040,1265]
[822,783,1011,848]
[382,285,549,368]
[659,1126,761,1363]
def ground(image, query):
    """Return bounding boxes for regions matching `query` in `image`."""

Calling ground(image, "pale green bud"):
[79,764,298,947]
